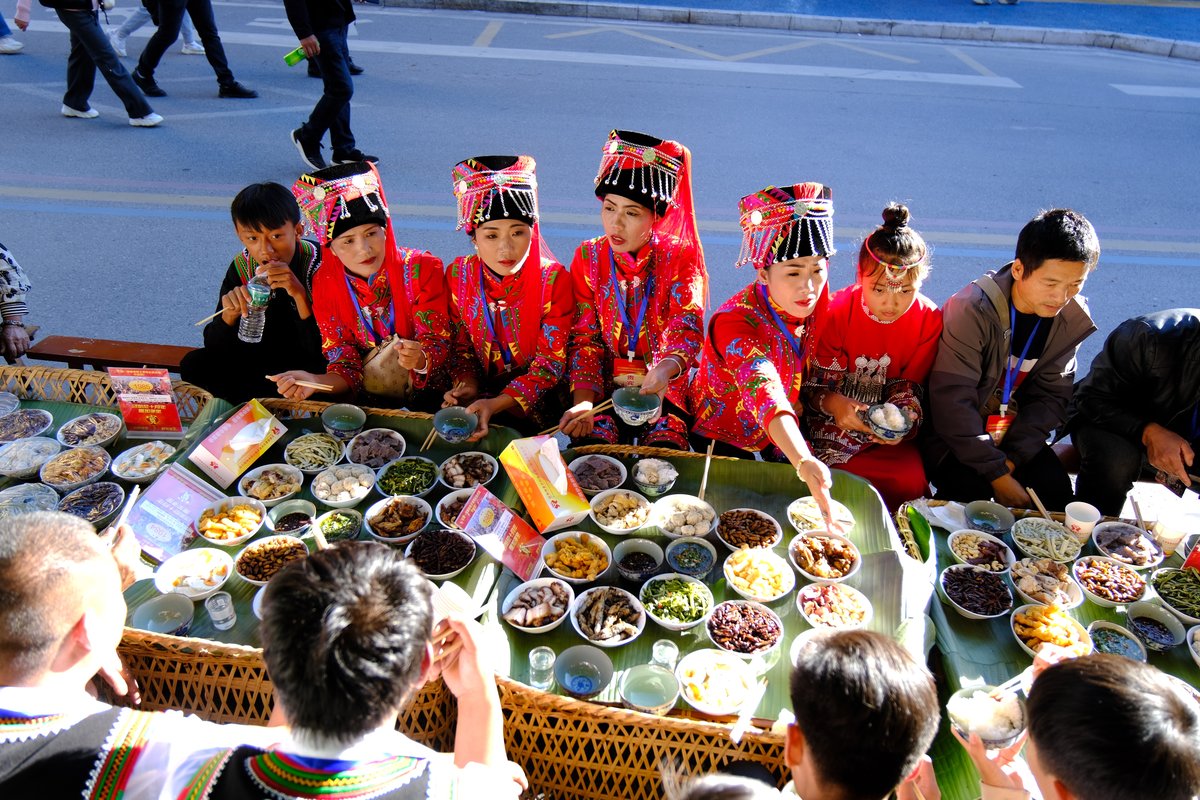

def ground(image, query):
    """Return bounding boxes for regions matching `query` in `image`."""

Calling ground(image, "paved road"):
[2,2,1199,378]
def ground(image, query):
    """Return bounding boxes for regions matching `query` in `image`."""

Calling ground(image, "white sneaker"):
[129,112,164,127]
[109,32,127,57]
[180,42,205,55]
[62,104,99,119]
[0,35,23,54]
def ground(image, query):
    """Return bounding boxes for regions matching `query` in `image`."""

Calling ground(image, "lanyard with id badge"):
[757,284,807,408]
[480,270,517,374]
[610,250,654,388]
[987,306,1041,445]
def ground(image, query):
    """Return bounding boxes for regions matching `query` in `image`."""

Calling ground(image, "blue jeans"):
[116,6,199,45]
[54,9,154,118]
[0,10,12,37]
[299,25,355,153]
[135,0,233,85]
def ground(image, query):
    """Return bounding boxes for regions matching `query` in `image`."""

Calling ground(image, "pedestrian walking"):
[0,8,24,53]
[284,0,375,169]
[18,0,163,126]
[109,6,204,57]
[131,0,256,98]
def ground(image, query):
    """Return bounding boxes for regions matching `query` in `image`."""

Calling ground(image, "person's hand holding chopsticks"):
[267,371,341,401]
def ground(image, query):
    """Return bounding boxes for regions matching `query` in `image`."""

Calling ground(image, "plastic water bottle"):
[238,273,272,344]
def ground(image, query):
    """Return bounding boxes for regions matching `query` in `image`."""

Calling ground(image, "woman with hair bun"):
[803,203,943,510]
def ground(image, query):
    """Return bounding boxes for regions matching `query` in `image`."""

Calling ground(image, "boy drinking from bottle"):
[180,182,326,403]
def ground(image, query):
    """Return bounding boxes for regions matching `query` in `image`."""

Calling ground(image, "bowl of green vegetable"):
[313,508,363,544]
[639,572,714,632]
[1150,567,1200,625]
[375,456,438,498]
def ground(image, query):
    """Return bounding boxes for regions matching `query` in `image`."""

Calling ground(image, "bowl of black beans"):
[405,528,477,581]
[940,565,1014,620]
[613,538,664,582]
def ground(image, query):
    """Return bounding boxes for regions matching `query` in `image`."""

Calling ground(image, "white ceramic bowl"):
[589,488,652,535]
[946,686,1027,750]
[252,586,267,620]
[55,411,123,449]
[568,454,627,496]
[237,463,304,508]
[345,427,406,469]
[939,564,1014,620]
[437,451,499,491]
[1125,601,1186,652]
[194,496,268,547]
[434,488,474,529]
[796,583,873,630]
[1011,517,1082,563]
[639,572,714,631]
[283,432,345,475]
[1010,561,1084,609]
[310,463,375,509]
[947,529,1016,573]
[110,440,175,484]
[313,508,363,544]
[1092,520,1165,571]
[1010,604,1092,658]
[706,599,784,657]
[267,499,317,536]
[1071,555,1148,608]
[786,495,855,535]
[153,548,234,600]
[675,648,756,717]
[1086,620,1148,662]
[1188,625,1200,670]
[723,548,795,603]
[234,534,309,587]
[651,493,717,539]
[787,531,862,584]
[540,531,612,585]
[500,577,575,634]
[715,507,783,552]
[404,528,476,581]
[375,456,439,498]
[0,436,62,480]
[1149,568,1200,625]
[664,536,719,579]
[570,585,646,648]
[58,480,125,529]
[613,537,664,582]
[0,408,53,443]
[362,495,432,543]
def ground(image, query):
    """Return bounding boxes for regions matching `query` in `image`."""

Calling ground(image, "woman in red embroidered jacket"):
[270,162,452,408]
[440,155,574,438]
[559,129,707,449]
[689,183,840,531]
[803,204,943,510]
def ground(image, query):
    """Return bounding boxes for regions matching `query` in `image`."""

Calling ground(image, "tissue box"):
[499,435,589,533]
[188,399,286,488]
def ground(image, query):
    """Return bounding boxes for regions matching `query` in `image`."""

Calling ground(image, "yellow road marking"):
[828,41,920,64]
[946,46,998,78]
[5,186,1195,254]
[473,20,504,48]
[545,26,611,40]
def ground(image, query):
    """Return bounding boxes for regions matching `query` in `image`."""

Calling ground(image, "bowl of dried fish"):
[238,463,303,507]
[56,412,123,449]
[1092,521,1164,570]
[363,495,431,544]
[58,481,125,528]
[39,445,110,492]
[570,585,646,648]
[0,408,54,443]
[1010,558,1083,608]
[501,577,575,633]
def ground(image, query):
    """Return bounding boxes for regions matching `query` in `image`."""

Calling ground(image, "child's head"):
[230,182,304,266]
[857,203,928,324]
[1025,654,1200,800]
[787,630,938,800]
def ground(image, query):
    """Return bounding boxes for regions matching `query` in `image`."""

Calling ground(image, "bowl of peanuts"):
[234,535,309,586]
[715,508,783,552]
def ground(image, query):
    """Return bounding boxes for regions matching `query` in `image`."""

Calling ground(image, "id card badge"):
[613,357,647,388]
[986,411,1016,445]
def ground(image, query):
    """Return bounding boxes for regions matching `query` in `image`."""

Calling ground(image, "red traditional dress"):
[804,283,943,508]
[446,253,572,427]
[690,282,824,452]
[294,163,453,407]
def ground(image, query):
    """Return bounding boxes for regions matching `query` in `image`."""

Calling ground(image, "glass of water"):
[529,646,556,691]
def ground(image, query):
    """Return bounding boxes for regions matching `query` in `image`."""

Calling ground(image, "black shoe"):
[307,61,321,78]
[348,60,364,75]
[132,69,166,97]
[218,81,258,98]
[332,149,379,165]
[291,128,327,170]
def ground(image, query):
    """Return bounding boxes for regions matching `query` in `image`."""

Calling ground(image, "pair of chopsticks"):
[1026,487,1054,522]
[698,440,716,501]
[263,374,335,393]
[988,667,1030,699]
[729,679,768,744]
[193,309,224,327]
[536,398,615,437]
[419,427,438,453]
[431,623,464,663]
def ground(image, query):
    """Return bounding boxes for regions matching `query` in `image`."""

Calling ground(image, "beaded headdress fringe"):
[292,164,388,247]
[452,156,539,231]
[594,132,684,210]
[737,184,835,269]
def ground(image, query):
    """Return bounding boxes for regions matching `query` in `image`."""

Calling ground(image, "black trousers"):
[928,444,1074,511]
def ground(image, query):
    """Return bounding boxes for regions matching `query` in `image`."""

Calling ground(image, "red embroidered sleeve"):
[315,289,367,396]
[409,253,452,389]
[711,311,798,443]
[567,241,605,397]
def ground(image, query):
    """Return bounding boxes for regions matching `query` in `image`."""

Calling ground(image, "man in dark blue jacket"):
[1067,308,1200,515]
[285,0,376,169]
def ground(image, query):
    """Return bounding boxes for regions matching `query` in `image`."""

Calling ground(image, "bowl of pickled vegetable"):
[314,509,363,543]
[1086,620,1147,662]
[1150,567,1200,626]
[375,456,438,498]
[639,573,713,631]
